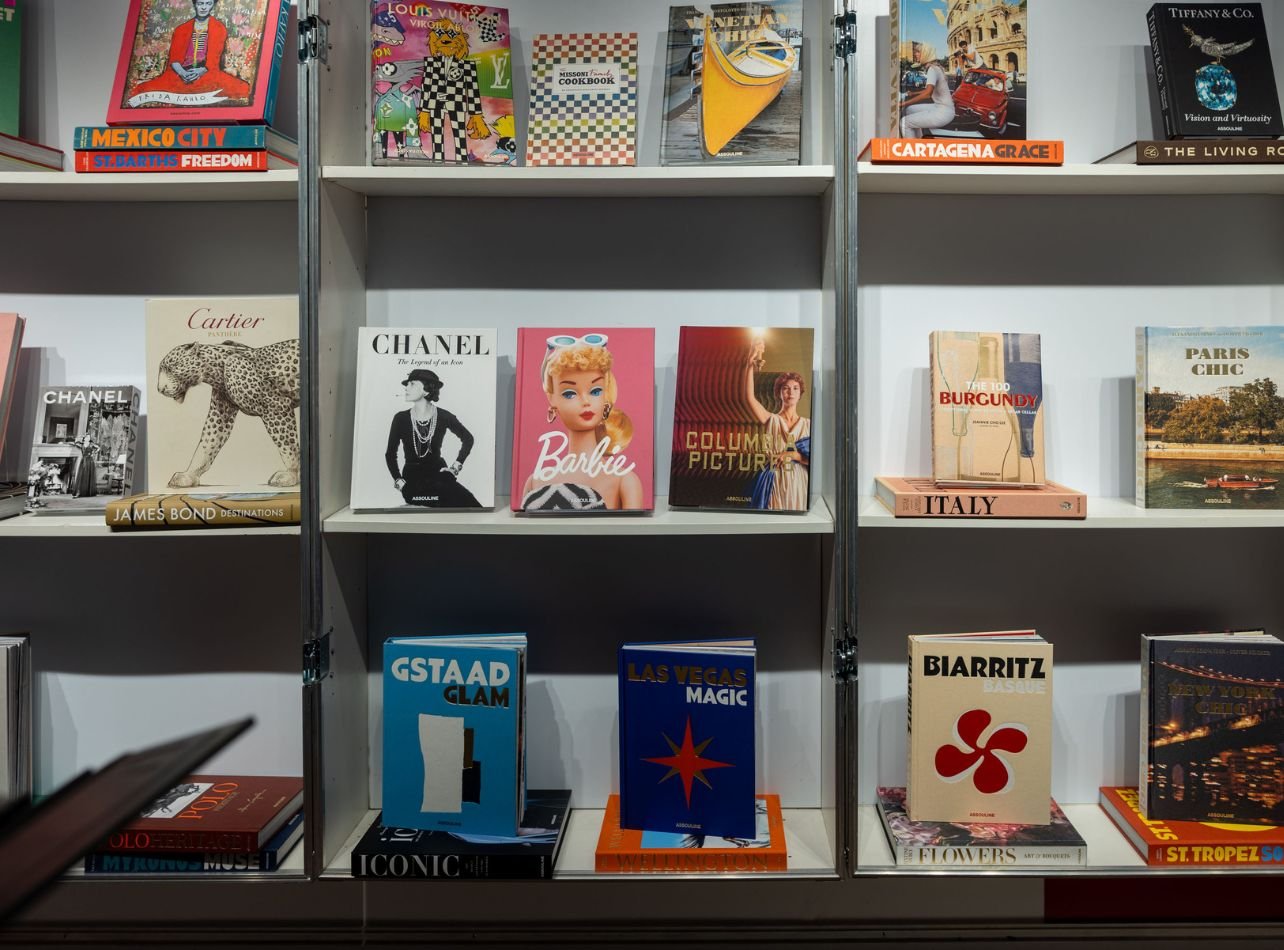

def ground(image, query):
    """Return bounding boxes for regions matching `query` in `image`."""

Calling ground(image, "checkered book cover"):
[525,33,638,167]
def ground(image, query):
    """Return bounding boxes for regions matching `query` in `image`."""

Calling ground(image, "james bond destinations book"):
[351,328,496,512]
[26,387,140,515]
[1101,786,1284,866]
[105,491,300,529]
[526,33,639,166]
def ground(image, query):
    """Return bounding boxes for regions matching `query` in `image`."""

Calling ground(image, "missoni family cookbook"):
[526,33,638,166]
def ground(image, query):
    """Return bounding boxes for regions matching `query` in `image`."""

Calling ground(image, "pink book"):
[511,328,654,513]
[0,313,24,461]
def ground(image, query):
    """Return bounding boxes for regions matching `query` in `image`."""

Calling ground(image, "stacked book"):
[0,313,25,520]
[0,133,64,172]
[73,125,297,174]
[0,636,31,806]
[0,1,62,171]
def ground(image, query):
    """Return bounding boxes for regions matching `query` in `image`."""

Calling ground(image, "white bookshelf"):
[856,163,1284,196]
[858,496,1284,530]
[0,512,300,538]
[0,171,298,202]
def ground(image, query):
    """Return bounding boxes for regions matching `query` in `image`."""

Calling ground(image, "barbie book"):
[511,328,654,513]
[350,328,497,512]
[26,387,140,515]
[525,33,639,166]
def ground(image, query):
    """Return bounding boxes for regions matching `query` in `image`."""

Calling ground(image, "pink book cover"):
[873,476,1086,519]
[0,313,24,460]
[511,328,654,513]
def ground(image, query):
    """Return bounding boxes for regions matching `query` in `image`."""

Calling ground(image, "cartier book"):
[526,33,639,166]
[26,387,140,515]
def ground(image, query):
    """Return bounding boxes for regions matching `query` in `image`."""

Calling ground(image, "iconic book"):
[907,631,1053,825]
[660,2,802,165]
[595,793,785,873]
[0,0,20,138]
[105,492,300,529]
[1140,631,1284,825]
[618,639,756,839]
[0,313,25,463]
[74,150,278,172]
[526,33,639,166]
[145,297,299,495]
[26,387,140,515]
[382,634,526,836]
[1137,326,1284,509]
[85,809,303,873]
[877,787,1085,868]
[873,477,1086,520]
[1147,4,1283,139]
[351,328,496,512]
[108,0,291,126]
[0,635,31,806]
[670,326,814,512]
[351,790,570,880]
[511,328,654,513]
[1101,786,1284,867]
[369,2,515,166]
[930,331,1045,487]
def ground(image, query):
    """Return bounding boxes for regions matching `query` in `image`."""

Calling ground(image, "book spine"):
[105,496,301,529]
[1138,640,1152,817]
[103,829,258,853]
[1136,328,1147,507]
[350,850,552,880]
[876,484,1086,518]
[74,150,268,173]
[894,845,1086,868]
[905,644,916,817]
[594,850,787,873]
[261,0,292,126]
[1147,8,1175,139]
[73,127,269,149]
[1136,141,1284,165]
[85,849,282,873]
[889,0,901,138]
[1145,843,1284,866]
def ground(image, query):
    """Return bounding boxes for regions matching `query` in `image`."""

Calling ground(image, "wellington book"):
[105,492,300,529]
[596,793,785,873]
[1101,786,1284,866]
[26,387,140,515]
[526,33,639,166]
[873,476,1086,520]
[85,810,303,873]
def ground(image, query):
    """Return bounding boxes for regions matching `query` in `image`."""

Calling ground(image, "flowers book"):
[526,33,639,166]
[26,387,140,515]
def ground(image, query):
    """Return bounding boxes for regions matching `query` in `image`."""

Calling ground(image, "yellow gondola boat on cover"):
[699,16,797,156]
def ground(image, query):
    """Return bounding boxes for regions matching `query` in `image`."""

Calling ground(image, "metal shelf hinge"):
[303,632,332,686]
[834,631,858,682]
[299,15,329,65]
[834,11,856,61]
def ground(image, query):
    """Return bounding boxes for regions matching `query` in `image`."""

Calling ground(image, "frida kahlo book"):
[596,793,785,873]
[526,33,639,166]
[26,387,140,515]
[1100,786,1284,866]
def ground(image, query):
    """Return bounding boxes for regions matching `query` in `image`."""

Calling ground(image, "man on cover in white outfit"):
[901,54,955,139]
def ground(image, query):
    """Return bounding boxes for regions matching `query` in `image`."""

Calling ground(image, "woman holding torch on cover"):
[901,45,955,139]
[743,337,810,511]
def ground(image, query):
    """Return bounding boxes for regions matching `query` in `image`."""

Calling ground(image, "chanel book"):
[26,387,140,515]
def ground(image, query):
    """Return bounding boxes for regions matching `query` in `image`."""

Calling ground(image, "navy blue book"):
[618,639,756,839]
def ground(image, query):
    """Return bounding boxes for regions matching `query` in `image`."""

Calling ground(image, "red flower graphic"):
[934,709,1028,794]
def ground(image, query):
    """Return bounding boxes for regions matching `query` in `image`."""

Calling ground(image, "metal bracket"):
[833,631,858,683]
[834,11,856,61]
[303,632,332,686]
[299,15,329,65]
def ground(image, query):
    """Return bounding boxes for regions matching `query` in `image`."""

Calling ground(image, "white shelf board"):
[0,170,298,202]
[857,162,1284,196]
[859,495,1284,529]
[61,836,307,882]
[0,512,299,538]
[326,495,833,536]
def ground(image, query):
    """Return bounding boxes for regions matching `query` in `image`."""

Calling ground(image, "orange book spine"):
[594,795,787,873]
[874,477,1086,519]
[74,150,268,173]
[870,138,1063,165]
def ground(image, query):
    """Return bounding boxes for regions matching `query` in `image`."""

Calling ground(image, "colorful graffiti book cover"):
[26,387,140,515]
[525,33,639,166]
[661,3,802,165]
[108,0,291,125]
[370,2,514,166]
[510,328,654,513]
[0,0,21,137]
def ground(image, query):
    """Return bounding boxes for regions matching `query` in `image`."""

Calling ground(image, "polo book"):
[618,639,756,839]
[85,809,303,873]
[382,634,527,836]
[0,0,20,137]
[104,492,300,529]
[1101,786,1284,867]
[526,33,639,166]
[26,387,140,515]
[873,477,1086,520]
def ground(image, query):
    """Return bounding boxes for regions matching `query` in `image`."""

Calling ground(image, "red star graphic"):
[643,717,733,807]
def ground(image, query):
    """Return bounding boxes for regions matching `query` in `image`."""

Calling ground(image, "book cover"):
[26,387,140,515]
[369,2,515,166]
[0,0,20,138]
[618,639,756,839]
[382,634,526,836]
[890,0,1027,141]
[145,297,299,494]
[351,328,496,512]
[595,793,785,873]
[907,631,1052,825]
[526,33,639,166]
[351,790,570,879]
[1147,3,1283,139]
[1101,786,1284,866]
[873,476,1086,519]
[105,491,299,529]
[74,150,272,172]
[1137,326,1284,509]
[930,331,1045,487]
[670,326,814,512]
[1141,631,1284,825]
[85,809,303,873]
[511,328,653,513]
[660,2,802,165]
[0,314,25,463]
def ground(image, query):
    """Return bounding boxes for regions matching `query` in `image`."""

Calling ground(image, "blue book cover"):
[383,634,526,836]
[618,639,756,839]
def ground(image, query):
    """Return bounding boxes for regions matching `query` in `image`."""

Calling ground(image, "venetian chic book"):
[596,793,785,873]
[26,387,140,515]
[1101,786,1284,867]
[526,33,639,166]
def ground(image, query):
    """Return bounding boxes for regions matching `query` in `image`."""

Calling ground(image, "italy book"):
[85,809,303,873]
[369,2,515,166]
[0,0,19,137]
[930,331,1045,487]
[108,0,291,126]
[26,387,140,515]
[1101,786,1284,866]
[145,297,299,495]
[907,631,1052,826]
[1137,326,1284,509]
[595,793,785,873]
[350,789,570,879]
[526,33,639,166]
[511,328,654,513]
[670,326,814,512]
[350,327,496,512]
[1147,3,1283,139]
[1140,631,1284,825]
[873,476,1086,519]
[105,492,300,529]
[0,635,31,806]
[618,639,756,839]
[877,786,1085,868]
[660,2,803,165]
[382,634,527,836]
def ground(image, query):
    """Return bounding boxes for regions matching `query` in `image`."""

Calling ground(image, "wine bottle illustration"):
[1002,333,1043,484]
[935,332,980,481]
[963,335,1016,482]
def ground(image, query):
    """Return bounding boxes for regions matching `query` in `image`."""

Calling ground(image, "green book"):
[0,0,20,137]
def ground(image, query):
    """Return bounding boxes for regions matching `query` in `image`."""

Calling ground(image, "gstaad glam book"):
[525,33,639,166]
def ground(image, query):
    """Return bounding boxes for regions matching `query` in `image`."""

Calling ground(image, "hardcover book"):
[0,132,64,171]
[369,2,515,166]
[0,635,31,806]
[526,33,639,166]
[0,313,25,463]
[618,639,756,839]
[1100,786,1284,866]
[1137,326,1284,509]
[670,326,814,512]
[511,328,653,513]
[85,809,302,873]
[351,328,496,512]
[105,491,300,529]
[74,150,280,172]
[1147,3,1283,139]
[1141,631,1284,825]
[873,477,1086,519]
[907,631,1053,826]
[660,2,802,165]
[26,387,140,515]
[382,634,527,836]
[930,331,1045,487]
[145,297,299,495]
[0,0,20,138]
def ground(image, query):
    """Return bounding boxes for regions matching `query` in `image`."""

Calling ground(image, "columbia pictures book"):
[1147,4,1283,139]
[145,297,299,495]
[26,387,140,514]
[930,331,1045,487]
[1141,631,1284,825]
[670,326,814,511]
[907,631,1053,826]
[351,328,496,511]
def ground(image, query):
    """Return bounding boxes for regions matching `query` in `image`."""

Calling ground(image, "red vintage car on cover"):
[952,67,1010,137]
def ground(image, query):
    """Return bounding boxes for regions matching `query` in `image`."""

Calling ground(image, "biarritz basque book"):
[382,634,527,836]
[85,809,303,873]
[1100,786,1284,866]
[526,33,639,166]
[351,328,496,512]
[26,387,140,515]
[596,793,785,873]
[618,639,756,840]
[907,631,1053,826]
